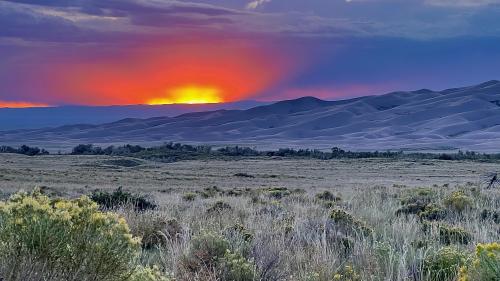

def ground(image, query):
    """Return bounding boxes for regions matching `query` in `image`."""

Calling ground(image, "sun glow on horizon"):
[147,86,223,105]
[0,100,50,108]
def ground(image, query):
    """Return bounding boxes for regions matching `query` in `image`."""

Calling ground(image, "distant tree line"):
[0,145,49,156]
[68,142,500,162]
[2,142,500,161]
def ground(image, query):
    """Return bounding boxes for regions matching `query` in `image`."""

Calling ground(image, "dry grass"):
[0,153,499,280]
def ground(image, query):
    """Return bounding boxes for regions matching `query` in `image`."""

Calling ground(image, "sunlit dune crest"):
[147,86,223,105]
[0,100,49,108]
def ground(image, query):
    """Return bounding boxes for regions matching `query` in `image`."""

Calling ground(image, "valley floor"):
[0,154,498,198]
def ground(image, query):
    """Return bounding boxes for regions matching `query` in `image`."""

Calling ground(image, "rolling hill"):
[1,81,500,152]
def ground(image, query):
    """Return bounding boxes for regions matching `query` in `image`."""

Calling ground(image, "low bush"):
[125,212,182,249]
[400,188,436,206]
[439,225,472,245]
[315,191,341,202]
[332,265,362,281]
[423,246,467,281]
[182,192,197,202]
[207,201,232,214]
[330,209,373,237]
[444,191,473,213]
[91,187,157,211]
[419,204,447,221]
[459,242,500,281]
[220,250,256,281]
[181,232,231,273]
[480,209,500,224]
[266,187,291,199]
[129,266,172,281]
[0,190,141,281]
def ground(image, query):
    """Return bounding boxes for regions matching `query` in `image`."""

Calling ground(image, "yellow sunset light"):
[147,86,223,105]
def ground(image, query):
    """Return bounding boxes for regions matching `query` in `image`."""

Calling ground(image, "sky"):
[1,0,500,107]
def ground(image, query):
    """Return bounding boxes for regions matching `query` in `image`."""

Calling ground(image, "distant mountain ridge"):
[1,81,500,152]
[0,100,269,130]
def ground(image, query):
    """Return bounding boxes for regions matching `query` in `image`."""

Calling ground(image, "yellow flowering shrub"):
[459,242,500,281]
[0,189,142,281]
[424,246,466,281]
[129,266,173,281]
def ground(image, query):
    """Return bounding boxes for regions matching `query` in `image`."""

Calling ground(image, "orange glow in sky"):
[46,36,297,106]
[147,86,223,105]
[0,101,49,108]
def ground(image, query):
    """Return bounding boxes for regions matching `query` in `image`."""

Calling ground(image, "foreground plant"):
[459,242,500,281]
[0,189,167,281]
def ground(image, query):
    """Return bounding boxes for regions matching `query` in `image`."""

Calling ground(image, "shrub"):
[220,250,256,281]
[181,232,231,273]
[182,192,197,201]
[424,246,467,281]
[225,223,253,242]
[396,203,427,216]
[207,201,232,214]
[444,191,473,213]
[199,186,220,198]
[316,191,341,202]
[419,204,447,221]
[332,265,362,281]
[480,209,500,224]
[91,187,157,211]
[400,188,436,206]
[0,190,141,281]
[330,209,373,237]
[234,173,255,178]
[124,212,182,249]
[266,187,291,199]
[459,242,500,281]
[439,225,472,245]
[129,266,173,281]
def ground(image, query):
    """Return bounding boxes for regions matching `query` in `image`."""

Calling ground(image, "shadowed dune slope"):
[1,81,500,151]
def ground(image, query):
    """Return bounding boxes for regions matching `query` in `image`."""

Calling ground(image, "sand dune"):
[1,81,499,151]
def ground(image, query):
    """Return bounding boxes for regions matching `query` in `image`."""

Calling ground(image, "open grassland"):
[0,154,499,281]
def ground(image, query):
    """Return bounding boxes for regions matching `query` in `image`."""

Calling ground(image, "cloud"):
[425,0,500,7]
[246,0,271,9]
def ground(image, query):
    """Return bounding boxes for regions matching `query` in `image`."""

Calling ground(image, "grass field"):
[0,154,499,280]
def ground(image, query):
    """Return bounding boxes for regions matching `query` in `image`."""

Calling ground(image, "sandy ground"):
[1,153,499,198]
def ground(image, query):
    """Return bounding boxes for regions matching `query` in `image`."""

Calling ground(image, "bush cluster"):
[0,190,143,281]
[439,225,472,245]
[459,242,500,281]
[330,209,373,237]
[91,187,157,211]
[181,232,255,280]
[424,246,467,281]
[443,191,473,213]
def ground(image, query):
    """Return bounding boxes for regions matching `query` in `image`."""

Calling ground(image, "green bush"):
[266,187,291,199]
[400,188,436,206]
[181,232,231,273]
[207,201,232,214]
[439,225,472,245]
[182,192,197,201]
[129,266,172,281]
[424,246,467,281]
[332,265,362,281]
[419,204,447,221]
[330,209,373,237]
[91,187,156,211]
[443,191,473,213]
[315,191,341,202]
[459,242,500,281]
[0,190,141,281]
[220,250,256,281]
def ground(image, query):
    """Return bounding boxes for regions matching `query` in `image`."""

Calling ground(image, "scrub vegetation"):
[0,153,498,280]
